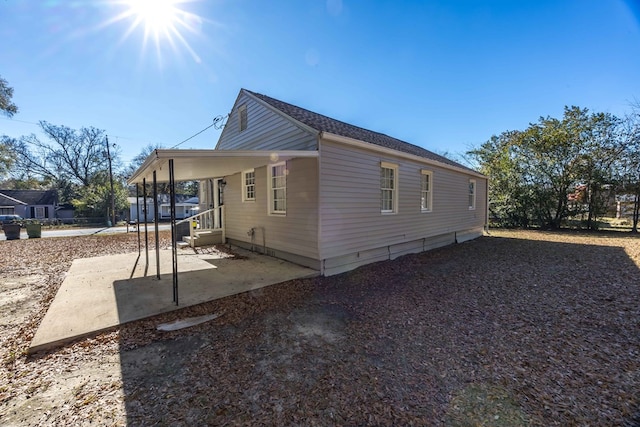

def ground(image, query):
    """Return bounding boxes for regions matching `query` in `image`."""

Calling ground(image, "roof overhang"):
[127,149,319,184]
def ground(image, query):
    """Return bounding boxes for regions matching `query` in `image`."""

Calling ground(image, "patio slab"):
[29,248,318,353]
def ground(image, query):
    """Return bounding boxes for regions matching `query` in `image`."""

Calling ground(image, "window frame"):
[242,169,256,202]
[268,162,287,215]
[420,170,433,212]
[380,161,398,214]
[238,104,247,132]
[468,179,476,210]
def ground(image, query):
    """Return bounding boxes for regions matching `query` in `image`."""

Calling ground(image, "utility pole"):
[106,135,116,226]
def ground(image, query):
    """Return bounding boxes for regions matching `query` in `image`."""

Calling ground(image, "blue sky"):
[1,0,639,167]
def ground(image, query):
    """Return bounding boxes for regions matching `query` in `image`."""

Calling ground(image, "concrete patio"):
[29,247,319,353]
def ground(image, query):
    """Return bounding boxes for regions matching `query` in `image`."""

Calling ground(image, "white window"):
[380,162,398,214]
[469,179,476,210]
[238,104,247,132]
[35,206,45,218]
[421,170,433,212]
[269,162,287,215]
[242,169,255,202]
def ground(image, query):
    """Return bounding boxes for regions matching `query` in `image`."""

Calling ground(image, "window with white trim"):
[242,169,255,202]
[269,162,287,215]
[421,170,433,212]
[380,162,398,213]
[468,179,476,210]
[238,104,247,132]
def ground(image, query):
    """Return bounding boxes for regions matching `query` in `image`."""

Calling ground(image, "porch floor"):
[29,247,319,353]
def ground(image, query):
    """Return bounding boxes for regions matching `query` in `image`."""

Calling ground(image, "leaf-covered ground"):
[1,229,639,426]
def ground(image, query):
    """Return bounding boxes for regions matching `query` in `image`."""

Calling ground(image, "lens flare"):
[103,0,203,64]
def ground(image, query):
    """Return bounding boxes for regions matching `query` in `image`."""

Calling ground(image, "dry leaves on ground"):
[1,229,639,426]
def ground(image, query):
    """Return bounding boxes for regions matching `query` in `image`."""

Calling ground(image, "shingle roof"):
[0,190,58,205]
[245,89,477,172]
[0,192,26,206]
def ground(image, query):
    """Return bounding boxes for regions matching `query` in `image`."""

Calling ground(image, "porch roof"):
[127,149,319,184]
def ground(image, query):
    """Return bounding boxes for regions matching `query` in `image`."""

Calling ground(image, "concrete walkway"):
[29,248,318,353]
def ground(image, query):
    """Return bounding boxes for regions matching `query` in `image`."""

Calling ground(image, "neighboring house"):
[0,189,58,221]
[128,195,199,221]
[129,89,488,276]
[56,203,75,224]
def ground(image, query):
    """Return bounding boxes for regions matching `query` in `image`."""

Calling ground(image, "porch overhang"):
[127,149,319,184]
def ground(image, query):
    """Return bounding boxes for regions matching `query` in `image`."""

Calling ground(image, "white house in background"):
[128,195,199,222]
[129,89,488,276]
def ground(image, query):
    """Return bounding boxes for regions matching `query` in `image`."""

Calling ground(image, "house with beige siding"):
[129,89,488,276]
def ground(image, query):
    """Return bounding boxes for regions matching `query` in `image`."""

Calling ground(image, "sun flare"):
[127,0,180,35]
[104,0,203,64]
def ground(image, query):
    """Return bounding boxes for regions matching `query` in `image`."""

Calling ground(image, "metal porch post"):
[169,159,178,305]
[135,183,141,256]
[153,170,160,279]
[143,178,149,273]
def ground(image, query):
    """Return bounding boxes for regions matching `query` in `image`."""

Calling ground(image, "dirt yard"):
[1,229,639,426]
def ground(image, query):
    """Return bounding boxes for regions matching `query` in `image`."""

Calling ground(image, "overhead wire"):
[170,115,228,149]
[1,113,229,161]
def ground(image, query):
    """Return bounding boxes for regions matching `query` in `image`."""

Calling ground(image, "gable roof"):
[0,190,58,206]
[244,89,477,173]
[0,192,27,206]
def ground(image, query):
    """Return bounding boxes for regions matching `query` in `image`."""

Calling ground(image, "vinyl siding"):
[216,92,318,151]
[318,139,486,261]
[224,157,319,260]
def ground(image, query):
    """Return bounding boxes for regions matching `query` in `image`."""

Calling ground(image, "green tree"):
[72,171,128,219]
[0,75,18,117]
[0,136,16,177]
[470,106,627,230]
[617,107,640,232]
[517,107,596,228]
[469,131,533,227]
[575,112,624,229]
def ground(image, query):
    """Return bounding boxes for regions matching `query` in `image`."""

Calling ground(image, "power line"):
[170,115,228,149]
[170,123,215,149]
[2,114,230,157]
[0,117,40,126]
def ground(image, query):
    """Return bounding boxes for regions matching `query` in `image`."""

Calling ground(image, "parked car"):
[0,214,24,226]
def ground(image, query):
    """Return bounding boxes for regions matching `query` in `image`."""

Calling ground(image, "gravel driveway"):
[1,229,639,426]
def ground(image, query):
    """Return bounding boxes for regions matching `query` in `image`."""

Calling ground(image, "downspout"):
[248,227,255,252]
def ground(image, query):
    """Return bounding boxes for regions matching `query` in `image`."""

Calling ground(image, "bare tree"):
[12,121,108,186]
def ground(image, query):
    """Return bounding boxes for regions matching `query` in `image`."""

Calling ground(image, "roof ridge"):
[246,89,391,136]
[243,89,478,173]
